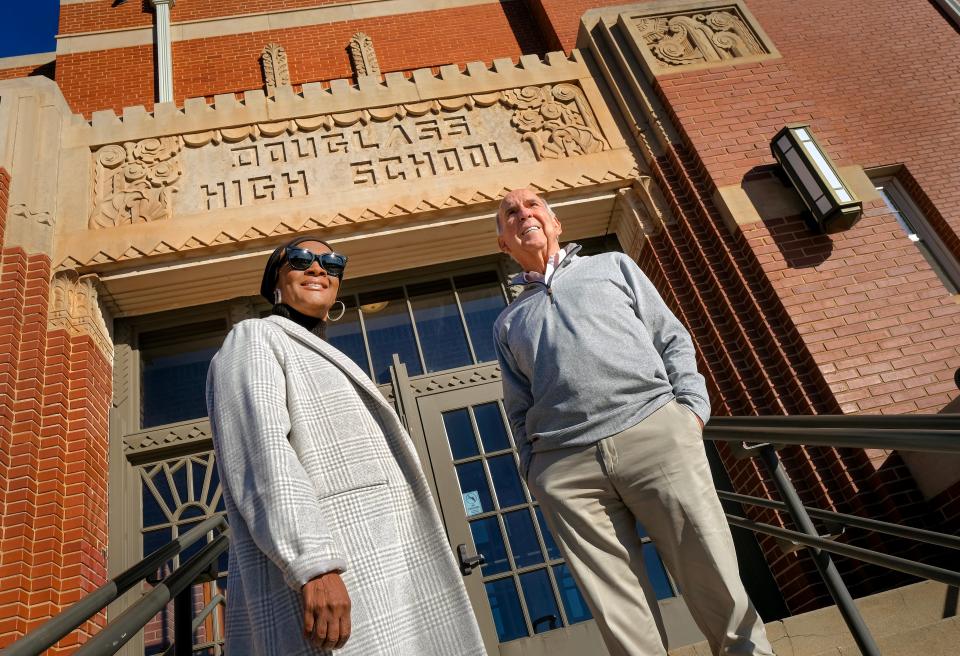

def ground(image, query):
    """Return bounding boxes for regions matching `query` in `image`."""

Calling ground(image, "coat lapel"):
[264,315,395,414]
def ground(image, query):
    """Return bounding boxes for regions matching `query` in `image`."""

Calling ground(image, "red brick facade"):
[0,169,112,651]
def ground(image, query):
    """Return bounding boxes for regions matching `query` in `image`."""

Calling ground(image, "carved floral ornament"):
[87,83,609,229]
[48,270,113,359]
[635,8,769,68]
[89,137,182,228]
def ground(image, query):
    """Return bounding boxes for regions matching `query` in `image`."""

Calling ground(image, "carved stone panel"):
[261,43,291,96]
[48,270,113,359]
[349,33,381,79]
[624,0,779,77]
[166,84,609,217]
[89,138,182,228]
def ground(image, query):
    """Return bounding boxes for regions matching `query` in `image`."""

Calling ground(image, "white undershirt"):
[523,248,568,285]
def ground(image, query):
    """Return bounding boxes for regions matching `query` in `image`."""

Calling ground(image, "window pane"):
[455,461,493,515]
[326,300,370,376]
[474,402,511,452]
[141,346,219,428]
[470,516,510,576]
[536,507,562,560]
[455,272,506,363]
[504,509,544,568]
[519,569,561,634]
[643,542,674,599]
[553,564,591,624]
[359,288,421,383]
[408,279,472,372]
[442,408,479,460]
[488,455,525,509]
[485,578,527,642]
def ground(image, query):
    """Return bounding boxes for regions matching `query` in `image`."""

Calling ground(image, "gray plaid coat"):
[206,315,485,656]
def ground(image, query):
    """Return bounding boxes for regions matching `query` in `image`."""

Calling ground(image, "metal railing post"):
[758,445,881,656]
[173,586,193,656]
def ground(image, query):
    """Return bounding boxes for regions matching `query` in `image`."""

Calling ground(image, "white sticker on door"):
[462,490,483,516]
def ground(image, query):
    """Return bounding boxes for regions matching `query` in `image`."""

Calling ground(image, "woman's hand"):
[303,571,352,650]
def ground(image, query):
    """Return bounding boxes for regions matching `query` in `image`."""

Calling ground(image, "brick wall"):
[56,2,545,117]
[650,0,960,417]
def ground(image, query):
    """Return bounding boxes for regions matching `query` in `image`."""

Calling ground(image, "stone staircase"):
[669,581,959,656]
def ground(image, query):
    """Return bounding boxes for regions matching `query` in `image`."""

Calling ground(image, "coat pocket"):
[315,460,388,499]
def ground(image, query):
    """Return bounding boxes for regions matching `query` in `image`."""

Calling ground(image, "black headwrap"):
[259,235,335,303]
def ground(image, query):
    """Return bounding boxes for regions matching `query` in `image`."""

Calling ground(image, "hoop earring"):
[327,300,346,322]
[273,288,282,305]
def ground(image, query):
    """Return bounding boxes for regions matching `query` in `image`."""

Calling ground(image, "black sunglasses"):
[284,247,348,278]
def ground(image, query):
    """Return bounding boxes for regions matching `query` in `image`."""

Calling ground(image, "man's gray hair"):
[495,194,554,236]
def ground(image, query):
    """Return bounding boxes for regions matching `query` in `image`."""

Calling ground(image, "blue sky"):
[1,2,60,58]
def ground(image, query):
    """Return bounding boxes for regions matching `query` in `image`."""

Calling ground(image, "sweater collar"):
[509,243,582,287]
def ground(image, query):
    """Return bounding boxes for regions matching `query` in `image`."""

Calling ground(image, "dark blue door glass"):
[408,279,472,372]
[325,302,370,376]
[473,402,511,452]
[470,516,510,575]
[141,346,219,428]
[442,408,479,460]
[455,272,506,363]
[519,569,562,634]
[358,287,422,383]
[485,578,527,642]
[553,564,592,623]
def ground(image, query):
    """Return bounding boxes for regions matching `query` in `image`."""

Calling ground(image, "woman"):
[206,236,485,655]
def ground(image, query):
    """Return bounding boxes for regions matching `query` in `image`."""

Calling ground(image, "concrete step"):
[809,615,960,656]
[668,581,958,656]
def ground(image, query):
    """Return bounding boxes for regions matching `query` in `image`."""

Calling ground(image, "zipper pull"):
[547,286,555,304]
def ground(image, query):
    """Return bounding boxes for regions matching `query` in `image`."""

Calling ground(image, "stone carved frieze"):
[261,43,291,95]
[176,84,608,214]
[89,137,182,229]
[349,33,381,78]
[48,270,113,359]
[501,84,608,160]
[635,6,770,69]
[73,80,629,269]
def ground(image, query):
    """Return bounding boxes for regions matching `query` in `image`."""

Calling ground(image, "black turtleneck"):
[271,303,327,340]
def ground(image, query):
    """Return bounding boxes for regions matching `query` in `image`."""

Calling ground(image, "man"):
[492,189,774,656]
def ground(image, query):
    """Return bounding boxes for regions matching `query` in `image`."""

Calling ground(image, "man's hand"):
[303,571,351,650]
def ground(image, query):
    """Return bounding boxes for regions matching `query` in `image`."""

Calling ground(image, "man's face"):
[497,189,562,260]
[276,240,341,318]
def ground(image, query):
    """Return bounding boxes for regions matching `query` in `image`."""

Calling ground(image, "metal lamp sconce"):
[771,125,862,234]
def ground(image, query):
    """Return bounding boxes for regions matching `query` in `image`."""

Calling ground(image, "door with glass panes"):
[402,373,704,655]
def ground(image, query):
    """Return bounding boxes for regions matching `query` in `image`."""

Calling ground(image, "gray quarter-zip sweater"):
[493,244,710,476]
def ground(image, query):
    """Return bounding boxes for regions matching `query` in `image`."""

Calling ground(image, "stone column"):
[150,0,176,103]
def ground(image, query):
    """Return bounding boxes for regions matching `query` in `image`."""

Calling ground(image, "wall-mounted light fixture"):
[770,125,862,233]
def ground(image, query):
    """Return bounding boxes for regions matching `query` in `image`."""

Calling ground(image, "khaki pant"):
[527,400,774,656]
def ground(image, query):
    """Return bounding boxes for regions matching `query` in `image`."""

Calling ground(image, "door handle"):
[456,543,485,576]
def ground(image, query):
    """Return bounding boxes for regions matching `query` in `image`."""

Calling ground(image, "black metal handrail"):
[2,515,228,656]
[702,415,960,656]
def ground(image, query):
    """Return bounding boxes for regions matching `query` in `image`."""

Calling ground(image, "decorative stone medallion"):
[624,0,780,76]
